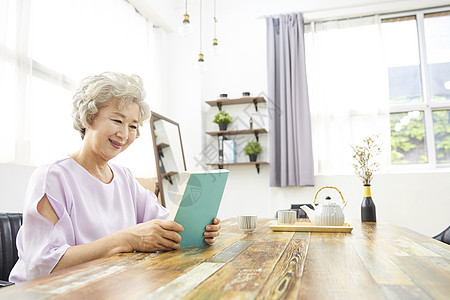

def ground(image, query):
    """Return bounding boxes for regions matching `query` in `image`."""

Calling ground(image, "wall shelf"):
[206,161,269,174]
[206,128,267,141]
[206,128,267,136]
[205,96,266,111]
[162,171,178,177]
[157,142,169,149]
[205,96,268,173]
[161,171,177,185]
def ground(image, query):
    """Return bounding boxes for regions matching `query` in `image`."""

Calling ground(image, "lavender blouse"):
[9,157,169,283]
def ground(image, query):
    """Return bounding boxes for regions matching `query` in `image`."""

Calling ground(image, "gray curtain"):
[266,13,314,187]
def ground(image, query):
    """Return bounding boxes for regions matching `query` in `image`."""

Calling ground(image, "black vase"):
[219,123,228,131]
[249,154,257,162]
[361,185,376,222]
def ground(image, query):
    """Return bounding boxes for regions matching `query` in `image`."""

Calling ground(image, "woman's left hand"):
[204,218,221,245]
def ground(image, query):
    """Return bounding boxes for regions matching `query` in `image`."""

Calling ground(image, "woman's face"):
[84,100,140,162]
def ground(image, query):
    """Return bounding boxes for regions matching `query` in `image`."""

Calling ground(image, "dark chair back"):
[0,213,23,281]
[433,226,450,245]
[275,204,316,220]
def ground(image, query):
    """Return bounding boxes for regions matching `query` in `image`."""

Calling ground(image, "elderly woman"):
[9,72,220,283]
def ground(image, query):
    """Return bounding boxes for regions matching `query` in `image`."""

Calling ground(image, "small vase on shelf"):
[361,184,376,222]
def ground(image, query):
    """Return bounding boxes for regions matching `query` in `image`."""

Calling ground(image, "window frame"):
[382,6,450,170]
[0,0,156,167]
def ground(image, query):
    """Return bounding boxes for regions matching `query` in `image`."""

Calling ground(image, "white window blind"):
[304,7,450,175]
[1,0,163,177]
[304,16,390,175]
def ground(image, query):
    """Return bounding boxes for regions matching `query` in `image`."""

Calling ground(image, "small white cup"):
[237,215,257,233]
[278,210,297,224]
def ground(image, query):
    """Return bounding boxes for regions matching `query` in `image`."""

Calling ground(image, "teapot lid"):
[323,195,338,206]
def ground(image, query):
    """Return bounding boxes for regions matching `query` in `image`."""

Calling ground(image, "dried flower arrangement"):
[351,135,381,185]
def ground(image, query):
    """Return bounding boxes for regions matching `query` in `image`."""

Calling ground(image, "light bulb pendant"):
[212,38,220,56]
[179,13,193,37]
[197,53,207,73]
[180,0,193,37]
[183,13,190,24]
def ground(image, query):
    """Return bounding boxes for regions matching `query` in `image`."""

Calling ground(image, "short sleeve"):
[125,169,169,223]
[9,165,75,283]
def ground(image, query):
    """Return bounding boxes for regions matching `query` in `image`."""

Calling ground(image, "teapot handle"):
[313,186,347,208]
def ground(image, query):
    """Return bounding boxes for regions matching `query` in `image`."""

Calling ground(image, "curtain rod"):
[258,12,376,25]
[303,13,377,25]
[258,4,449,24]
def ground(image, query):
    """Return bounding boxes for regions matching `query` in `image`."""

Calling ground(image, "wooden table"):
[1,218,449,299]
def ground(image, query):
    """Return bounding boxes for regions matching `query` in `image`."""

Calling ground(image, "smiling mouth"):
[109,139,124,149]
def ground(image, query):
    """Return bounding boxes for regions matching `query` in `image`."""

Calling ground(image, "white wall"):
[2,161,448,237]
[1,0,449,238]
[0,163,35,212]
[219,166,450,237]
[162,0,450,237]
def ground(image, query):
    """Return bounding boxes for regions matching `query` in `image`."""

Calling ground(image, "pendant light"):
[179,0,193,37]
[212,0,220,56]
[198,0,207,72]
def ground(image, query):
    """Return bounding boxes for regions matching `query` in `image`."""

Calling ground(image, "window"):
[0,0,161,177]
[304,16,390,175]
[304,7,450,175]
[381,9,450,167]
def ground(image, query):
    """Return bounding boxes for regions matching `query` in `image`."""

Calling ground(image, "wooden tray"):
[270,222,353,233]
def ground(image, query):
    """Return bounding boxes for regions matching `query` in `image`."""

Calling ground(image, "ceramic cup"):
[237,215,257,233]
[278,210,297,224]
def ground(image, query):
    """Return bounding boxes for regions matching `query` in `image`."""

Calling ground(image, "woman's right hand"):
[120,219,184,252]
[52,219,183,273]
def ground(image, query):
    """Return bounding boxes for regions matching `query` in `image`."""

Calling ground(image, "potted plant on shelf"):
[244,140,262,162]
[213,110,233,131]
[351,135,381,223]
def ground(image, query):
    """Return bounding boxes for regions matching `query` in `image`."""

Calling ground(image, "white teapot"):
[301,186,347,226]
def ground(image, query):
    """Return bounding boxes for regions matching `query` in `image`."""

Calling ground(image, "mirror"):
[150,111,187,207]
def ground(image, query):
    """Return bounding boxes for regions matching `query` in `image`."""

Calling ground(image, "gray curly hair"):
[72,72,150,139]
